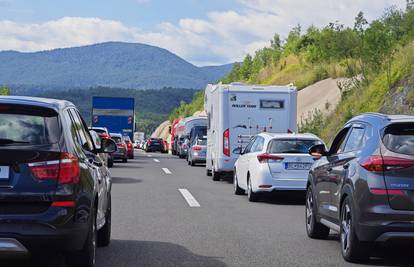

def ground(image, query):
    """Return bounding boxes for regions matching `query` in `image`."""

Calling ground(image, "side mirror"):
[233,147,244,155]
[89,130,102,151]
[309,144,328,158]
[101,138,117,153]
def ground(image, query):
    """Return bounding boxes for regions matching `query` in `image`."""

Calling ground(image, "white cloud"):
[0,1,407,66]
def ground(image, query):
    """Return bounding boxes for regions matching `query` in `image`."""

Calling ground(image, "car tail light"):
[148,140,152,145]
[257,153,284,163]
[369,188,405,195]
[360,156,414,172]
[192,146,202,151]
[29,153,80,184]
[223,129,230,157]
[99,133,111,139]
[51,201,76,207]
[127,143,132,148]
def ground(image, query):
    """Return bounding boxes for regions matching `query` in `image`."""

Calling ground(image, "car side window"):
[343,127,366,152]
[329,127,351,155]
[244,137,256,154]
[250,137,264,152]
[69,109,94,152]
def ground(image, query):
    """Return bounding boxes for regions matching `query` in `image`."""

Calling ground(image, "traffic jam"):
[1,82,414,267]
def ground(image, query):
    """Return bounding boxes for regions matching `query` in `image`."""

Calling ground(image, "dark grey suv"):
[306,113,414,262]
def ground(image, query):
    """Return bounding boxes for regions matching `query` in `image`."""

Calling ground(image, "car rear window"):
[0,108,59,145]
[383,123,414,156]
[268,139,322,154]
[112,136,122,143]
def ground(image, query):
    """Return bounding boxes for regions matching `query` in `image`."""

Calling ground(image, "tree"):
[240,54,253,80]
[0,86,10,96]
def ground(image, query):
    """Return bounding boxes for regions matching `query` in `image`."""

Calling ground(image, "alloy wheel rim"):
[306,191,313,232]
[341,204,351,254]
[92,218,97,265]
[247,180,251,198]
[234,173,237,191]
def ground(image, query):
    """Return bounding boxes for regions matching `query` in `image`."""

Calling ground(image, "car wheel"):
[123,158,128,163]
[212,167,220,181]
[98,195,111,247]
[305,187,330,239]
[206,169,212,176]
[191,161,195,166]
[247,176,259,202]
[66,207,97,267]
[233,171,244,195]
[340,197,370,262]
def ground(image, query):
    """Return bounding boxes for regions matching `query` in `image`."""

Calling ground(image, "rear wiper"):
[280,150,303,154]
[0,139,30,145]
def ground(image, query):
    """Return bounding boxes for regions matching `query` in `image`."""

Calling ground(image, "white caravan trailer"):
[204,83,297,180]
[175,116,208,157]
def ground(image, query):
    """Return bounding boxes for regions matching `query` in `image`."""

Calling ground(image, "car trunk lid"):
[381,122,414,211]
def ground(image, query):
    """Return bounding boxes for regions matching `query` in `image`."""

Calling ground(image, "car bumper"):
[112,152,127,159]
[0,220,88,257]
[216,157,237,172]
[356,206,414,242]
[252,166,308,192]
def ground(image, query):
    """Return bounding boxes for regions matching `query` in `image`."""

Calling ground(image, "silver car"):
[188,137,207,166]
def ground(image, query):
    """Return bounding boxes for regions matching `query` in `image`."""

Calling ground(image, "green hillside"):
[170,2,414,143]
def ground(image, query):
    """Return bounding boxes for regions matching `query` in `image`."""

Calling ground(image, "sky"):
[0,0,407,66]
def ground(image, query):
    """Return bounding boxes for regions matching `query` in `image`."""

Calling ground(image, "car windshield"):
[197,139,207,146]
[383,123,414,156]
[0,110,59,145]
[268,139,322,154]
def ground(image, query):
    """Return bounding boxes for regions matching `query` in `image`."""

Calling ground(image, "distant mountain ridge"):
[0,42,233,90]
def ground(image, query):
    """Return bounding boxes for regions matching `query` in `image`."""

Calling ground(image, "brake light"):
[148,140,152,145]
[361,156,414,172]
[51,201,76,207]
[127,143,132,148]
[223,129,230,157]
[99,133,111,139]
[257,153,284,163]
[192,146,202,151]
[370,188,405,195]
[29,153,80,184]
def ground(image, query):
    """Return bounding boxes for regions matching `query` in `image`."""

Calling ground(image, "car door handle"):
[343,163,350,169]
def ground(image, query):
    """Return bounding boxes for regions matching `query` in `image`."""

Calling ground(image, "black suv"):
[306,113,414,262]
[0,96,116,267]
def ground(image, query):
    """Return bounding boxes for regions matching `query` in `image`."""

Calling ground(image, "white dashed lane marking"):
[162,168,172,174]
[178,189,201,207]
[153,159,160,163]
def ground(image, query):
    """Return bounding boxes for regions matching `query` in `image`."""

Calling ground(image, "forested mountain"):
[0,42,233,90]
[171,2,414,142]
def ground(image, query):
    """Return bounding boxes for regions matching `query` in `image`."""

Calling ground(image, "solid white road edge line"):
[178,189,201,207]
[153,159,160,163]
[162,168,172,174]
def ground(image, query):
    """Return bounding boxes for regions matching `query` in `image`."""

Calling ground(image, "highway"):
[2,150,414,267]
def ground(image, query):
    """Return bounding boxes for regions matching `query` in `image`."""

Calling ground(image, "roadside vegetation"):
[171,1,414,143]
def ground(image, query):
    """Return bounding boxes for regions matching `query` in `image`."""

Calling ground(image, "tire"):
[206,169,212,176]
[233,171,244,195]
[305,187,330,239]
[340,197,370,262]
[66,207,97,267]
[212,167,220,181]
[129,154,134,159]
[247,176,259,202]
[123,158,128,163]
[98,195,111,247]
[191,161,195,166]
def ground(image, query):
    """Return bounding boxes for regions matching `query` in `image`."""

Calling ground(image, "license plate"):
[0,166,10,180]
[285,162,312,170]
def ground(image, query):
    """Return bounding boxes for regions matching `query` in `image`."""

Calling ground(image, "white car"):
[233,133,324,202]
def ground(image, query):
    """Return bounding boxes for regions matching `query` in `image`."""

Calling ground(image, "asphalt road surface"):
[2,150,414,267]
